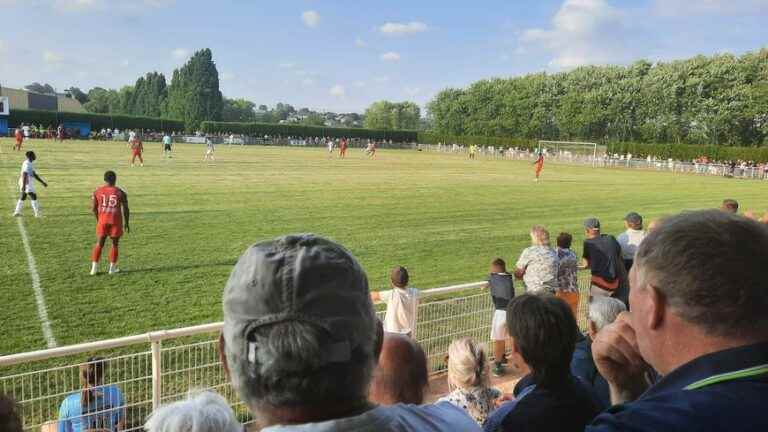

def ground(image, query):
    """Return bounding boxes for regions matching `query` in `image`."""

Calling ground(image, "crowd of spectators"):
[2,202,768,431]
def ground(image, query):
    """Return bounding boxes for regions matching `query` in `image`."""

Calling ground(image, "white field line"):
[4,164,58,348]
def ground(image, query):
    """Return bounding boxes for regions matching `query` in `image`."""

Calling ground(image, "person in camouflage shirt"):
[556,232,580,318]
[514,226,559,294]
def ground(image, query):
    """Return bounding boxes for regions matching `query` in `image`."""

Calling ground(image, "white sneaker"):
[90,263,99,275]
[109,265,120,275]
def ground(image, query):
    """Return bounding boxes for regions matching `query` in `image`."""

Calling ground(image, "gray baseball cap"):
[624,212,643,226]
[584,217,601,230]
[222,234,375,367]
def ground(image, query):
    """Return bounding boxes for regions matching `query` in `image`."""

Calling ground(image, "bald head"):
[369,334,428,405]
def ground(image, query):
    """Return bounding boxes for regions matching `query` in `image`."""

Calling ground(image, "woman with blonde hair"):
[436,337,500,425]
[514,225,559,294]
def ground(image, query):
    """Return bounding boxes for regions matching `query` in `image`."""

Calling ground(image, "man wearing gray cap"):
[617,212,646,271]
[219,234,480,431]
[580,218,628,306]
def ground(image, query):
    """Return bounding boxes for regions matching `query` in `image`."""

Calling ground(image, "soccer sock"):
[91,244,103,262]
[14,200,23,214]
[31,200,40,216]
[109,246,119,264]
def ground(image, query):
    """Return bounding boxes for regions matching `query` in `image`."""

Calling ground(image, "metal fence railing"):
[0,277,592,432]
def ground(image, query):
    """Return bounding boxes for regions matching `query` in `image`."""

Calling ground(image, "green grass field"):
[2,138,767,355]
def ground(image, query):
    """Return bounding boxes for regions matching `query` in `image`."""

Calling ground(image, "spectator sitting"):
[743,210,758,221]
[579,218,628,306]
[219,234,480,431]
[485,258,514,376]
[58,357,125,432]
[570,296,626,409]
[721,198,739,213]
[555,233,580,319]
[437,337,501,426]
[144,390,240,432]
[587,210,768,431]
[616,212,647,271]
[370,266,420,337]
[483,294,600,432]
[514,226,559,294]
[0,395,23,432]
[369,333,429,405]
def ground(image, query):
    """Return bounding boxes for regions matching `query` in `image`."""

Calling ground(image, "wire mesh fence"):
[1,277,594,431]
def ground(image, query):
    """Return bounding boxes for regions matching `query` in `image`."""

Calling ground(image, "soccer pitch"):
[2,139,766,355]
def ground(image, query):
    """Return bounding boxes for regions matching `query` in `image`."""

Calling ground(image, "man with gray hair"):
[587,210,768,431]
[570,296,627,408]
[219,234,480,431]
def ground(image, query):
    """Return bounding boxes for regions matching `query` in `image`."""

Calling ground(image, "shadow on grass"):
[118,260,237,274]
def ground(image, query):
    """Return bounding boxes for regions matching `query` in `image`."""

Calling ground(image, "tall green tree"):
[222,98,257,122]
[364,101,421,130]
[165,48,223,129]
[131,72,167,117]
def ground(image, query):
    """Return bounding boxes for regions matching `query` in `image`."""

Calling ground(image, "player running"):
[14,127,23,151]
[339,138,348,159]
[162,133,173,158]
[533,151,545,182]
[203,136,216,161]
[365,140,377,158]
[90,170,130,275]
[129,137,144,167]
[326,138,334,158]
[13,151,48,217]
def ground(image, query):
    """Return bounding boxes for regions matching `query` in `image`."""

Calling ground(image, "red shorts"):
[97,223,123,238]
[132,149,142,156]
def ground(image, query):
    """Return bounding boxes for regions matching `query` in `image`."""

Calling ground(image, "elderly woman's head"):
[447,337,490,391]
[144,391,241,432]
[530,225,550,246]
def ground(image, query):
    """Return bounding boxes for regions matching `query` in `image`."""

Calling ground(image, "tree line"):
[427,49,768,146]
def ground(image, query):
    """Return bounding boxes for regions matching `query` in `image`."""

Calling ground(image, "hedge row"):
[201,121,419,142]
[7,109,185,132]
[421,132,768,162]
[605,142,768,162]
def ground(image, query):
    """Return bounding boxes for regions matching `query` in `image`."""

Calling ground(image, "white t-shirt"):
[381,287,419,335]
[261,402,481,432]
[22,126,30,137]
[617,229,647,260]
[19,159,35,190]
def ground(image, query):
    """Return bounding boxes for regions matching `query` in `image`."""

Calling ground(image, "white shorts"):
[19,180,35,194]
[490,309,509,341]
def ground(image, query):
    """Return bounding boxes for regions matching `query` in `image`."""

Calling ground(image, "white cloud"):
[404,87,421,96]
[653,0,767,16]
[43,50,63,65]
[221,71,235,81]
[171,48,189,60]
[329,84,346,97]
[302,10,320,28]
[519,0,626,69]
[380,51,401,62]
[354,37,367,47]
[379,21,428,36]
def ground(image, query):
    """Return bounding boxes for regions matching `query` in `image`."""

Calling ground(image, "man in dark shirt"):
[483,294,600,432]
[580,218,628,305]
[587,210,768,432]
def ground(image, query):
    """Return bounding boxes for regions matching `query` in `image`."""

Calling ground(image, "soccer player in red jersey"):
[533,151,545,182]
[90,171,130,275]
[14,128,23,151]
[339,138,348,159]
[129,137,144,167]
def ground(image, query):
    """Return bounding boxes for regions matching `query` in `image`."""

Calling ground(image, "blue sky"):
[1,0,766,112]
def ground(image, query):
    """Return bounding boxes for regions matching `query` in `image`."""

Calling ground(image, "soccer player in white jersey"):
[13,151,48,217]
[203,136,216,161]
[327,138,334,158]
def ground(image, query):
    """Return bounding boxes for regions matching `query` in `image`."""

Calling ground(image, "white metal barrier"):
[0,278,591,432]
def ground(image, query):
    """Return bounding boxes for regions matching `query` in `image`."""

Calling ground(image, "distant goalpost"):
[537,140,606,164]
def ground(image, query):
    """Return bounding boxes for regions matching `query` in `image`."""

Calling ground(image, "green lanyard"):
[684,364,768,390]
